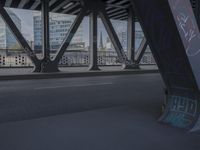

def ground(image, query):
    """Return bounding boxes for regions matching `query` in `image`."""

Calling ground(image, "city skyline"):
[4,8,143,50]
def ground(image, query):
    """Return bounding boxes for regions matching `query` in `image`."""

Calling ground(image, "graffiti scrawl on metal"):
[168,0,200,90]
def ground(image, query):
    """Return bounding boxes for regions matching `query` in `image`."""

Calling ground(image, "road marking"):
[34,82,113,90]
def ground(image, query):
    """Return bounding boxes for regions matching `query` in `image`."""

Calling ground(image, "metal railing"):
[0,49,156,67]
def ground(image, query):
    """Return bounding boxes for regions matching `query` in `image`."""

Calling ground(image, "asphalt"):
[0,74,199,150]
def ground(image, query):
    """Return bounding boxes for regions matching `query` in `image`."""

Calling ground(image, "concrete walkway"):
[0,65,159,80]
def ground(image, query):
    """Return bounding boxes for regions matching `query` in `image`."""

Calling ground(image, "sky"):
[7,8,143,49]
[10,8,34,41]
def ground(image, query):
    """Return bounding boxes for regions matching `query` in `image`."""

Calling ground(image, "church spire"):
[99,31,104,49]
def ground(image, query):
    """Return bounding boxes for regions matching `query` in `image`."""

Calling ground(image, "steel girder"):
[135,38,148,64]
[0,0,140,72]
[53,8,87,64]
[41,0,134,72]
[131,0,200,131]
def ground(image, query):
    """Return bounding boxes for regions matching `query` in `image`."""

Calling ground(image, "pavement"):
[0,65,159,80]
[0,74,199,150]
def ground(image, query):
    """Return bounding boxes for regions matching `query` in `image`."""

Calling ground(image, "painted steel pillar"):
[123,6,139,69]
[127,7,135,62]
[135,38,148,64]
[39,0,59,72]
[131,0,200,131]
[88,11,100,71]
[42,0,50,61]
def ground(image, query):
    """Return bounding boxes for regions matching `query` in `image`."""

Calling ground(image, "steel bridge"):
[0,0,200,149]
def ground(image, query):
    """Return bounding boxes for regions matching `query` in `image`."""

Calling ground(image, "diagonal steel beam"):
[53,8,87,63]
[0,3,40,66]
[98,8,128,63]
[135,37,148,64]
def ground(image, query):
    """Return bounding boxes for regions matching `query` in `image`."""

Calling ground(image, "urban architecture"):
[33,12,84,52]
[0,1,199,150]
[0,9,21,49]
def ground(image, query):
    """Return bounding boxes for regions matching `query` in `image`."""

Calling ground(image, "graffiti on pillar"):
[168,0,200,89]
[169,0,200,56]
[162,95,198,128]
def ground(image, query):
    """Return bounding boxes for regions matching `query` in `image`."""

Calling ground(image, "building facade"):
[33,12,84,52]
[0,9,21,49]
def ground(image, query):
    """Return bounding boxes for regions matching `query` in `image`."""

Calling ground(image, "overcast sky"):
[8,8,143,48]
[10,8,34,41]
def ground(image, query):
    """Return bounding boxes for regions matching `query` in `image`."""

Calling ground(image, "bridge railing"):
[0,49,156,68]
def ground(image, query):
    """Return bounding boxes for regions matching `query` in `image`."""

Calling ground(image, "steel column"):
[41,0,50,61]
[38,0,59,72]
[88,11,100,70]
[123,6,140,69]
[127,7,135,62]
[0,3,40,70]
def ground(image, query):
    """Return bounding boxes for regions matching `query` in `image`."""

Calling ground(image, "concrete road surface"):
[0,74,199,150]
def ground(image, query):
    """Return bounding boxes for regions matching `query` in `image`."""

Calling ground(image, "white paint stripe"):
[34,82,113,90]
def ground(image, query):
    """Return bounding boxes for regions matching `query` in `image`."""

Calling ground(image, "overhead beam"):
[71,8,81,15]
[10,0,21,7]
[18,0,29,9]
[49,0,57,6]
[30,0,41,10]
[24,0,35,9]
[108,9,127,17]
[111,14,128,20]
[106,4,129,9]
[61,3,80,14]
[50,0,76,12]
[112,15,128,20]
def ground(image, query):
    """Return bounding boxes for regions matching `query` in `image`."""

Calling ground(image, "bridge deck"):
[0,74,199,150]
